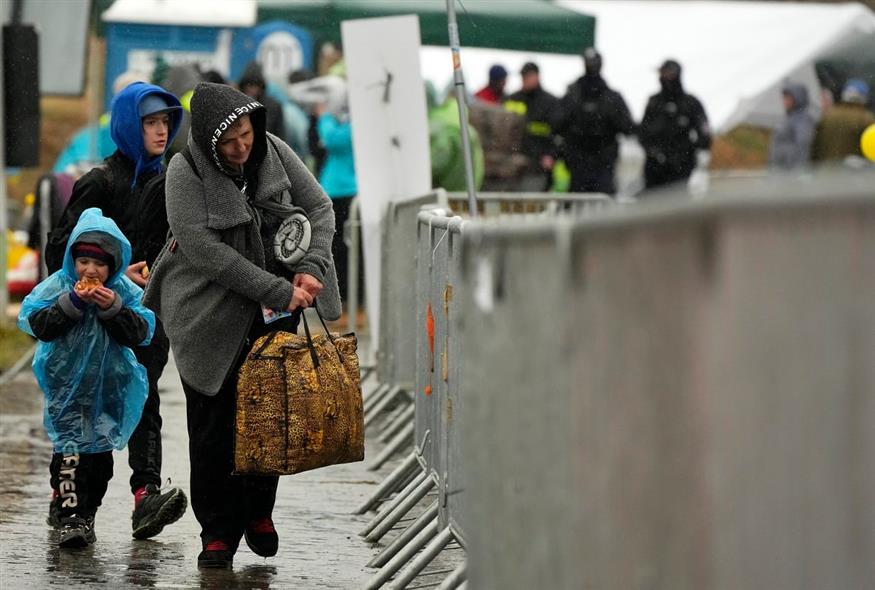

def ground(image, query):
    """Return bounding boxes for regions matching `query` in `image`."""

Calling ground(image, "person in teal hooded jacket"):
[44,81,189,541]
[19,207,155,548]
[316,102,358,301]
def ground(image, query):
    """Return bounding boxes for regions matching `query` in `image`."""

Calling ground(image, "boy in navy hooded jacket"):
[44,81,188,539]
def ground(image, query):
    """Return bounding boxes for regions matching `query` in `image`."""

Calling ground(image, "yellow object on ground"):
[861,123,875,162]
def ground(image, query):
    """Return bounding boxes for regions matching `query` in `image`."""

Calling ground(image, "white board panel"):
[342,15,431,346]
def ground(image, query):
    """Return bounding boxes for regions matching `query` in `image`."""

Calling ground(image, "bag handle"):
[250,330,280,359]
[301,303,346,368]
[300,310,321,369]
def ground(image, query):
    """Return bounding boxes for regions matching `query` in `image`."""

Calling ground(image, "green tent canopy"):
[257,0,595,55]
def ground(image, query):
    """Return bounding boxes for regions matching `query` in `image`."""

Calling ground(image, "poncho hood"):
[62,207,132,287]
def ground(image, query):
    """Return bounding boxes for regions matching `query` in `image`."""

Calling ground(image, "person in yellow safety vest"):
[505,62,561,191]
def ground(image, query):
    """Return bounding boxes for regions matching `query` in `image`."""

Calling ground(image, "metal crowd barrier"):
[361,191,448,474]
[447,190,610,217]
[455,185,875,589]
[359,192,611,589]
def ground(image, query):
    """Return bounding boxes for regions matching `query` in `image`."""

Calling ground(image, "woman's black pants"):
[181,328,286,548]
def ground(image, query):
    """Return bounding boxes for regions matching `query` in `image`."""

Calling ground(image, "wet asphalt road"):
[0,353,390,589]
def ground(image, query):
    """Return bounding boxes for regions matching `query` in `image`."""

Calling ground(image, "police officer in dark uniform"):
[639,59,711,191]
[505,62,560,191]
[556,49,635,196]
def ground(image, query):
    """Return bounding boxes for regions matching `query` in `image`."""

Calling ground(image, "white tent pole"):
[446,0,478,218]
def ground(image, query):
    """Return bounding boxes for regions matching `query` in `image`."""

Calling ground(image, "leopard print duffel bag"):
[234,311,364,475]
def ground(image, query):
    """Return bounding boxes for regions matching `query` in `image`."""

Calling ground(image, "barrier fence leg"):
[364,383,392,414]
[360,471,429,538]
[377,402,411,437]
[388,526,455,589]
[369,422,415,471]
[379,404,416,443]
[437,561,467,590]
[361,370,381,398]
[368,500,439,568]
[354,452,419,515]
[365,520,439,590]
[365,475,436,543]
[365,386,405,427]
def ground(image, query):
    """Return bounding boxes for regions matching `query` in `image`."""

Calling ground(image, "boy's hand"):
[126,261,149,287]
[91,286,117,310]
[75,285,98,304]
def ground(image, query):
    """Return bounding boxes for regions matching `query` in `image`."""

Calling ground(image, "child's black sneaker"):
[131,482,188,539]
[198,540,234,569]
[58,515,96,548]
[244,517,279,557]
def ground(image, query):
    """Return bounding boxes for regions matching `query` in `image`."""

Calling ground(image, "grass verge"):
[0,324,33,373]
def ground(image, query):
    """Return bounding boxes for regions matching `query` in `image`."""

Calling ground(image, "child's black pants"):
[49,451,113,519]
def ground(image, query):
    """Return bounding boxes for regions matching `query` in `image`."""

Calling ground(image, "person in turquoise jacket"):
[19,207,155,549]
[316,103,358,300]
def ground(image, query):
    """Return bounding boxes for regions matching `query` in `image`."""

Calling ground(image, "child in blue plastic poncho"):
[18,207,155,549]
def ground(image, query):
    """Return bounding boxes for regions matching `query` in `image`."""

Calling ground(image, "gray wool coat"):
[143,132,341,395]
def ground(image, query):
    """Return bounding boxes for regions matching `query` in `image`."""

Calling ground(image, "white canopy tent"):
[102,0,256,27]
[420,0,875,133]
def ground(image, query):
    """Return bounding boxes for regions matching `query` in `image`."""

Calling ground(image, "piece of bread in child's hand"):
[74,276,103,293]
[141,264,150,279]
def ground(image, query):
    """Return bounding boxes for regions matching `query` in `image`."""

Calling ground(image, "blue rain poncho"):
[18,207,155,454]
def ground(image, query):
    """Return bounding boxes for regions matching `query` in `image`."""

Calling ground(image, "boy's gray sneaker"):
[131,483,188,539]
[58,515,96,548]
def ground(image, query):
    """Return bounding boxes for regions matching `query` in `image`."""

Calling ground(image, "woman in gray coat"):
[144,82,341,569]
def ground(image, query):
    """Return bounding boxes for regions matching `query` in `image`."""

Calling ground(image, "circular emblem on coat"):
[274,211,311,268]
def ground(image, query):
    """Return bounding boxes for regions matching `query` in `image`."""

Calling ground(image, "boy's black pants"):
[128,320,170,493]
[50,451,113,520]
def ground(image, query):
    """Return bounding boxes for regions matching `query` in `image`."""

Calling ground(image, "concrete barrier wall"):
[458,194,875,589]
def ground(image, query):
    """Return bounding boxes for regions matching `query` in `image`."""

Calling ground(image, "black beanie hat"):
[190,82,267,175]
[72,242,116,272]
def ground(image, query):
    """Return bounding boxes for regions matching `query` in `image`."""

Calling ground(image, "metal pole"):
[438,561,468,590]
[365,474,436,543]
[354,451,420,515]
[87,28,102,163]
[389,526,455,589]
[364,519,439,590]
[0,25,9,326]
[368,500,439,568]
[38,176,52,279]
[345,196,361,334]
[446,0,478,218]
[360,470,428,538]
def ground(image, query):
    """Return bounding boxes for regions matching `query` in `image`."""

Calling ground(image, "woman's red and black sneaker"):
[198,540,234,569]
[244,517,278,557]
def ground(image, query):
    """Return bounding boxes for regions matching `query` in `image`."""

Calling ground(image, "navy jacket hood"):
[110,81,182,184]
